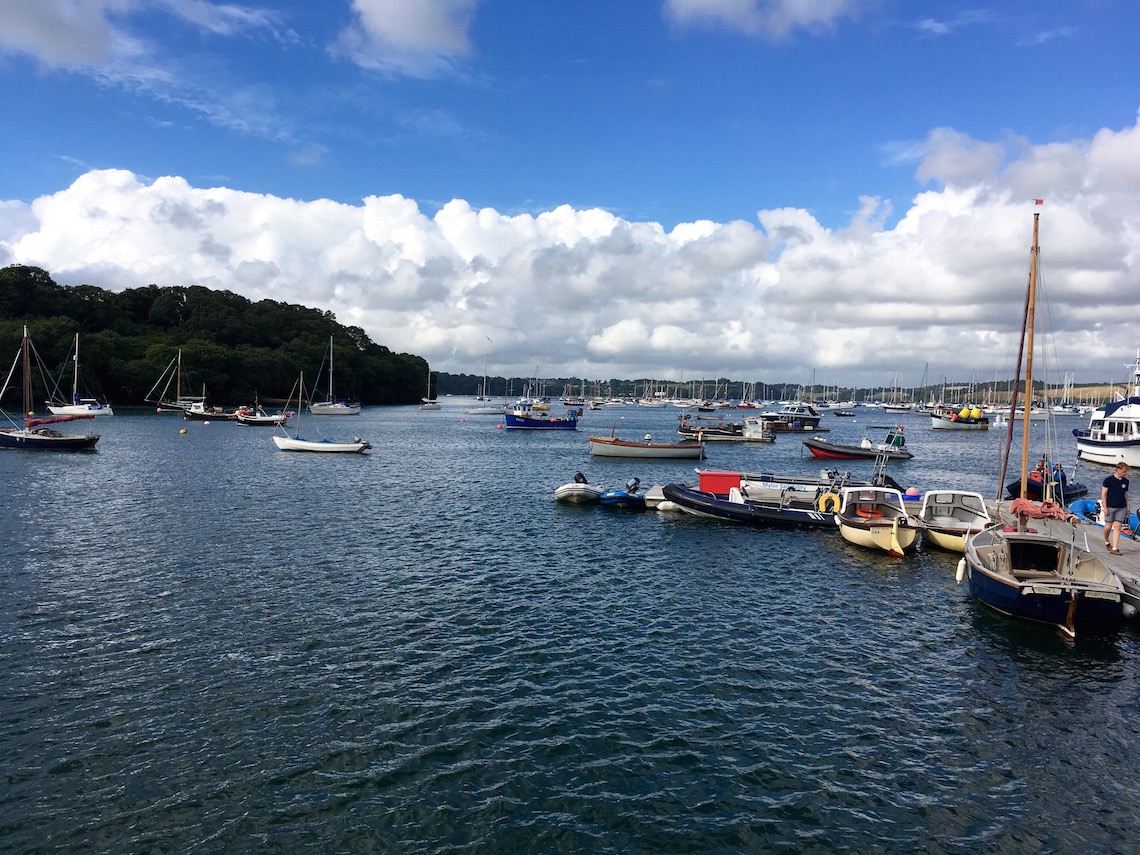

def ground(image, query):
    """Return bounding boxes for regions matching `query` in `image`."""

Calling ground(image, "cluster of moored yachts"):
[555,459,1140,641]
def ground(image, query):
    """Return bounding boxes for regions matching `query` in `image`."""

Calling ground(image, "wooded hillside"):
[0,265,426,406]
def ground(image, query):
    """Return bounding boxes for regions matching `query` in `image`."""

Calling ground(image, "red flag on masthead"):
[1034,198,1044,205]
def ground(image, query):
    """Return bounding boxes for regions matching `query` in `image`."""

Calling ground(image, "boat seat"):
[1012,569,1060,580]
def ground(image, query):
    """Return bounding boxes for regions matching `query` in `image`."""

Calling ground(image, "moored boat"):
[273,372,371,453]
[504,401,579,430]
[1073,349,1140,467]
[661,480,836,528]
[145,348,204,412]
[802,425,912,460]
[46,334,114,416]
[757,402,824,431]
[741,416,776,442]
[309,335,361,415]
[1067,498,1138,540]
[235,404,289,426]
[917,490,992,552]
[599,478,647,511]
[677,415,743,441]
[834,485,920,557]
[0,326,99,450]
[554,472,604,504]
[184,400,239,421]
[961,212,1124,637]
[588,433,704,459]
[930,405,989,430]
[1004,460,1087,503]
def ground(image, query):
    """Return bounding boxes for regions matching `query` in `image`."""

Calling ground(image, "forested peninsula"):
[0,265,427,406]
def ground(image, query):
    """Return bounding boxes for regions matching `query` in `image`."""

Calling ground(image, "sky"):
[0,0,1138,391]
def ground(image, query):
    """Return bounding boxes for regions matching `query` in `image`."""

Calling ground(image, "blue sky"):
[1,0,1139,389]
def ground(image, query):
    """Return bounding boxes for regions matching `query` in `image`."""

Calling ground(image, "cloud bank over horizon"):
[3,112,1139,387]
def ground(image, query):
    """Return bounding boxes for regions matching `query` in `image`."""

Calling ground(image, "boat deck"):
[985,500,1140,607]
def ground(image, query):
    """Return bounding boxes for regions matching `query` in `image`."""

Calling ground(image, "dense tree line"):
[0,265,426,406]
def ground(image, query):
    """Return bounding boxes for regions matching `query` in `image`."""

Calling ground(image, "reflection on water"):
[1,405,1137,853]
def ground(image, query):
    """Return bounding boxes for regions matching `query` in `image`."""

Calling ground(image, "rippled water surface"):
[3,405,1139,853]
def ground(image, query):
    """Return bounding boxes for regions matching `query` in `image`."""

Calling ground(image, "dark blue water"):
[2,404,1138,854]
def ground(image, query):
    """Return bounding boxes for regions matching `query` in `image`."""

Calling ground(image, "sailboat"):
[145,349,205,412]
[46,333,114,416]
[464,353,502,415]
[273,372,371,453]
[960,212,1123,638]
[0,326,100,450]
[420,364,440,410]
[309,336,361,415]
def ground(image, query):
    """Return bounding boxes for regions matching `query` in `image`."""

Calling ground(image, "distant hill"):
[0,264,427,406]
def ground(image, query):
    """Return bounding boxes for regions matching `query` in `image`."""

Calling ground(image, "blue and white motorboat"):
[503,401,579,430]
[1074,349,1140,467]
[599,478,646,511]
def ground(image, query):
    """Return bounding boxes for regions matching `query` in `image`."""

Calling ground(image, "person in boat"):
[1101,462,1130,555]
[1052,462,1067,488]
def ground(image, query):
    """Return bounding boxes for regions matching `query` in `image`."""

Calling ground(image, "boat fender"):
[1124,602,1138,620]
[817,491,840,513]
[955,559,966,584]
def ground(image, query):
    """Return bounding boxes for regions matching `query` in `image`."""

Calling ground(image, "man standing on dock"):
[1101,462,1131,555]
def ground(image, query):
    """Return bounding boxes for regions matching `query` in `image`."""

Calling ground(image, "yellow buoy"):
[179,428,187,434]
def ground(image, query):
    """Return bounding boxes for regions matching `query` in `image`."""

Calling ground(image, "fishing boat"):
[802,425,912,460]
[676,415,743,441]
[930,405,989,430]
[184,398,239,421]
[503,401,579,430]
[309,336,361,415]
[273,372,371,453]
[46,333,113,416]
[741,416,776,442]
[0,326,100,450]
[146,348,205,412]
[917,490,992,553]
[961,212,1124,638]
[588,432,704,459]
[1073,349,1140,467]
[834,485,920,557]
[235,401,289,426]
[554,472,605,504]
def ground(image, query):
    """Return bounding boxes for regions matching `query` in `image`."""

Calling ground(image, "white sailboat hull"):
[309,401,361,415]
[47,402,114,416]
[272,435,370,453]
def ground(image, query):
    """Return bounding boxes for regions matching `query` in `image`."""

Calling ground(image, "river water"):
[2,403,1138,854]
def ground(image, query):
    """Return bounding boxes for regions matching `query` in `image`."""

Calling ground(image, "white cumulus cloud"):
[664,0,863,38]
[3,112,1140,386]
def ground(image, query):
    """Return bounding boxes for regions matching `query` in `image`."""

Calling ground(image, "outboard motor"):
[573,472,588,484]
